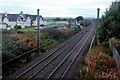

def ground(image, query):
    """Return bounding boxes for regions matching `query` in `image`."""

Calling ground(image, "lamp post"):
[96,8,100,46]
[37,9,40,53]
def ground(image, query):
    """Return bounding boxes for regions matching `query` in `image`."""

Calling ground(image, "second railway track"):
[6,22,96,80]
[46,23,95,80]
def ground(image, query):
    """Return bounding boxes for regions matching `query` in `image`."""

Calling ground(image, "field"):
[47,21,68,26]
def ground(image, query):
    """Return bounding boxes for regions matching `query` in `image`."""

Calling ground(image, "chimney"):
[5,12,7,17]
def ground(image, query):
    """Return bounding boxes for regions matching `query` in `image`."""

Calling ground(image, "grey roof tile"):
[0,13,44,21]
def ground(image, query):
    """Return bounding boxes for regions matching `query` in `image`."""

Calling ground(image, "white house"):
[0,23,8,29]
[0,11,46,29]
[26,17,31,26]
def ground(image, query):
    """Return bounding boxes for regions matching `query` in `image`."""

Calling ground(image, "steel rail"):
[15,27,88,79]
[27,26,91,79]
[89,36,95,50]
[46,32,89,80]
[28,29,85,80]
[60,25,95,80]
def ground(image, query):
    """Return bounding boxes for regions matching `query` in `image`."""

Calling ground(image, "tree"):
[99,1,120,42]
[54,18,61,21]
[62,18,67,21]
[67,18,72,23]
[76,16,83,22]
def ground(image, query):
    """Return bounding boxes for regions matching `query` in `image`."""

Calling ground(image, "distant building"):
[0,11,47,29]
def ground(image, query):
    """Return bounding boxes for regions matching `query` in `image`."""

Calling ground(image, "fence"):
[89,36,95,50]
[109,39,120,67]
[1,48,38,78]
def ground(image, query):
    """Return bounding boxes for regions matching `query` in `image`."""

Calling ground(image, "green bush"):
[99,1,120,42]
[78,43,119,79]
[73,27,81,31]
[2,51,16,62]
[42,28,63,40]
[14,25,22,29]
[80,22,84,27]
[17,31,24,34]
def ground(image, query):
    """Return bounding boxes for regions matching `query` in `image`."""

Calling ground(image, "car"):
[52,25,59,28]
[35,26,44,29]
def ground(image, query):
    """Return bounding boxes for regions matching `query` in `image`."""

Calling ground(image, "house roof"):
[0,13,5,21]
[31,15,37,20]
[31,15,44,21]
[8,14,19,21]
[0,13,44,22]
[0,13,19,21]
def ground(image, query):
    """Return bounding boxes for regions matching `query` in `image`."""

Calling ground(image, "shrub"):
[99,1,120,42]
[14,25,22,29]
[80,22,84,27]
[2,51,16,62]
[79,44,120,79]
[42,28,63,40]
[17,31,24,34]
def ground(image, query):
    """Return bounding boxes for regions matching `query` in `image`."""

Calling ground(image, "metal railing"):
[109,39,120,67]
[89,36,95,50]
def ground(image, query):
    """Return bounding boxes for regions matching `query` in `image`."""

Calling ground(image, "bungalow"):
[0,11,47,29]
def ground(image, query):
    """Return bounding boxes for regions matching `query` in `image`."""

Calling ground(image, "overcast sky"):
[0,0,115,18]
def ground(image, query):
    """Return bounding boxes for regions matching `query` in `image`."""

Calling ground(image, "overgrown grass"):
[18,28,36,32]
[2,28,77,62]
[76,43,120,79]
[2,28,77,77]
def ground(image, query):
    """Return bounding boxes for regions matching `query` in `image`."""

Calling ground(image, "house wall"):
[9,22,16,28]
[43,21,47,25]
[26,17,31,26]
[0,14,2,22]
[17,17,21,26]
[34,17,46,26]
[0,23,7,29]
[17,21,27,28]
[1,13,46,28]
[21,22,27,28]
[3,17,9,25]
[16,17,27,28]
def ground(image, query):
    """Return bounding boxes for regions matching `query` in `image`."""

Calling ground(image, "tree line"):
[99,1,120,42]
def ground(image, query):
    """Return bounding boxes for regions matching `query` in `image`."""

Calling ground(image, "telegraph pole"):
[96,8,100,46]
[37,9,40,53]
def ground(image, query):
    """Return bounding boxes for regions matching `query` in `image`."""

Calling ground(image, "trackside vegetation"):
[76,43,120,79]
[76,1,120,79]
[99,1,120,42]
[2,28,77,62]
[2,27,78,77]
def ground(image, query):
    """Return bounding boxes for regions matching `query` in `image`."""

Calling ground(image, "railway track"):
[6,22,96,80]
[46,23,95,80]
